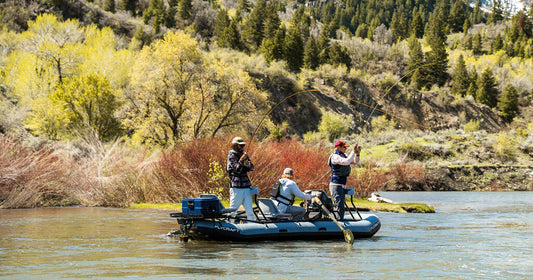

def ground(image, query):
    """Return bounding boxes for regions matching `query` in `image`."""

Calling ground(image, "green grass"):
[129,198,435,213]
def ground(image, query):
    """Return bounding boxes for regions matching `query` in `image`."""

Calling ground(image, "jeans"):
[329,183,345,220]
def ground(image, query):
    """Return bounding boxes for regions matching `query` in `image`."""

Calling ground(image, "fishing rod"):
[248,59,524,162]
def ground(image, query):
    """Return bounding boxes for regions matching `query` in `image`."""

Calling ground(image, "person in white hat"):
[226,136,255,220]
[270,168,313,220]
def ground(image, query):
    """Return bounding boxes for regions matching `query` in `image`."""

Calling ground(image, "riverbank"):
[130,198,435,213]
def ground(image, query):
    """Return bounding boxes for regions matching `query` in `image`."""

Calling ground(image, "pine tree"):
[449,0,466,33]
[220,20,242,51]
[272,26,286,61]
[498,84,519,120]
[103,0,116,13]
[236,0,251,22]
[492,33,504,53]
[425,11,449,86]
[214,9,230,40]
[303,37,320,70]
[451,54,470,96]
[120,0,138,16]
[328,42,351,69]
[241,0,266,51]
[476,67,498,108]
[410,10,424,38]
[178,0,192,20]
[472,32,482,55]
[284,26,304,72]
[406,35,424,83]
[488,0,504,24]
[466,68,479,98]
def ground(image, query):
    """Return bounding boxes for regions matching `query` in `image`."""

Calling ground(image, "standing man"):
[328,140,361,220]
[227,136,255,220]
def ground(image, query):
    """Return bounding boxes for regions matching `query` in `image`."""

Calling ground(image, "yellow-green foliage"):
[125,31,268,146]
[371,115,397,133]
[464,119,481,133]
[317,111,350,142]
[1,14,133,139]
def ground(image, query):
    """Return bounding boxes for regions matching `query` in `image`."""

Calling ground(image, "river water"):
[0,192,531,279]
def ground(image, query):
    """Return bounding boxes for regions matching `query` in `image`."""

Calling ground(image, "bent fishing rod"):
[247,59,523,162]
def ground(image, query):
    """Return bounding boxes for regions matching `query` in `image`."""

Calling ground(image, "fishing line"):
[248,59,525,162]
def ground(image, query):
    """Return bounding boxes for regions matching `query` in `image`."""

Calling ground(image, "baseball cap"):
[334,140,349,148]
[231,137,246,145]
[283,168,294,176]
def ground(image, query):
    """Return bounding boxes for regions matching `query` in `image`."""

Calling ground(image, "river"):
[1,192,532,279]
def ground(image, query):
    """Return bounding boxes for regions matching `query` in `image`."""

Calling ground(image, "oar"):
[313,197,354,244]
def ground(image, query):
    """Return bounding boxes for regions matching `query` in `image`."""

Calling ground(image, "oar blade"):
[343,229,354,245]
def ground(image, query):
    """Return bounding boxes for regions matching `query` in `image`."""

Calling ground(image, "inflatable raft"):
[169,190,381,242]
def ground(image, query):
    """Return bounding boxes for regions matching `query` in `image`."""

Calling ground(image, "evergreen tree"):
[425,11,449,86]
[263,1,281,39]
[472,32,482,54]
[449,0,466,33]
[303,36,320,70]
[236,0,251,21]
[471,0,483,24]
[328,42,351,69]
[406,35,425,88]
[492,33,504,53]
[103,0,116,13]
[466,68,479,98]
[284,25,304,72]
[219,20,242,50]
[241,0,266,51]
[498,83,519,120]
[476,67,498,108]
[178,0,192,20]
[488,0,504,24]
[214,9,230,40]
[143,0,166,33]
[120,0,138,16]
[410,10,425,38]
[272,26,286,61]
[451,54,470,96]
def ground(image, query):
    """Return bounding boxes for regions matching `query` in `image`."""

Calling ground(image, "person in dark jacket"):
[227,136,255,220]
[328,140,361,220]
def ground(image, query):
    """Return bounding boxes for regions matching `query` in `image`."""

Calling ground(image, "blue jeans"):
[329,183,345,220]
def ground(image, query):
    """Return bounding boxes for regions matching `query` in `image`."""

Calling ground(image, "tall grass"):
[0,135,422,208]
[0,137,78,208]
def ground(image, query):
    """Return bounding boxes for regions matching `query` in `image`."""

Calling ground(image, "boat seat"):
[256,198,292,220]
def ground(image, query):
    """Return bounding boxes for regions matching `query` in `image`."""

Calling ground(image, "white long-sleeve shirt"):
[273,178,312,213]
[329,150,359,166]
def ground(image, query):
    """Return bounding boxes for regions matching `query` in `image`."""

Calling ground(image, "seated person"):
[270,168,313,220]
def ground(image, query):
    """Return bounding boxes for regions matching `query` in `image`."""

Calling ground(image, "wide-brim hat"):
[232,136,246,145]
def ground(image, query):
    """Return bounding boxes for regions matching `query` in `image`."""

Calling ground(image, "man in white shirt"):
[328,140,361,219]
[270,168,313,220]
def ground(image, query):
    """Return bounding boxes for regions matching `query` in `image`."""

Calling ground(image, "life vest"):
[270,180,294,205]
[328,151,351,177]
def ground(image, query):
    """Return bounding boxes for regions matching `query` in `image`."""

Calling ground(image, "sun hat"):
[231,136,246,145]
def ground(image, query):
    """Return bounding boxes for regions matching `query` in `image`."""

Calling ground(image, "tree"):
[466,68,478,98]
[406,35,425,88]
[425,11,449,86]
[449,0,466,32]
[303,36,320,70]
[103,0,116,13]
[126,31,203,145]
[178,0,192,21]
[476,67,498,108]
[410,10,424,38]
[328,42,351,69]
[318,111,349,142]
[451,54,470,96]
[187,57,268,138]
[284,25,304,72]
[213,9,230,40]
[472,32,482,55]
[498,84,519,120]
[219,20,242,50]
[120,0,138,16]
[241,0,266,51]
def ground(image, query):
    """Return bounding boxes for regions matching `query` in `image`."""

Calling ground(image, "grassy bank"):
[129,199,435,213]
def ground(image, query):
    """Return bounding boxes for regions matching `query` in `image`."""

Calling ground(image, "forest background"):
[1,0,533,208]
